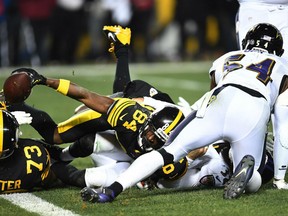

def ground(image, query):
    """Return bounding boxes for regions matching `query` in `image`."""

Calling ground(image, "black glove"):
[11,68,47,87]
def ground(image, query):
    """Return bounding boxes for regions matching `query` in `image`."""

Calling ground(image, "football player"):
[82,107,230,190]
[0,109,51,193]
[7,25,174,149]
[236,0,288,60]
[3,25,195,189]
[74,23,288,202]
[4,25,232,191]
[7,31,231,192]
[0,109,87,193]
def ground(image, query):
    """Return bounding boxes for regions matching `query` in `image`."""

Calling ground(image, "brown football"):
[3,72,32,104]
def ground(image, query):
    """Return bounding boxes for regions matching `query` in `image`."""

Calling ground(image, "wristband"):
[56,79,70,95]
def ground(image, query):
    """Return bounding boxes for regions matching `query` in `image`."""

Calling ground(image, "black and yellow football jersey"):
[0,138,51,193]
[107,98,154,159]
[107,98,188,180]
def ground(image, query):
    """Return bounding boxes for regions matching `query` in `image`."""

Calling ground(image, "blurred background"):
[0,0,239,67]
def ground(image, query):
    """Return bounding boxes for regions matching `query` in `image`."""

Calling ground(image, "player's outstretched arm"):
[47,78,114,114]
[16,68,114,114]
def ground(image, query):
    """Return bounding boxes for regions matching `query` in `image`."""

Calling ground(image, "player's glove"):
[136,179,157,190]
[80,187,115,203]
[11,111,32,125]
[11,68,47,87]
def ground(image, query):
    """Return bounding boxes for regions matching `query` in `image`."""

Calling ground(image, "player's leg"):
[57,109,112,143]
[102,25,131,93]
[110,94,226,193]
[85,162,131,188]
[50,161,86,188]
[61,130,132,164]
[90,130,132,166]
[222,90,269,198]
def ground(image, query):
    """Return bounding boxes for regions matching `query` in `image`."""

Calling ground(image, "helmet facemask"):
[137,106,185,153]
[138,120,165,152]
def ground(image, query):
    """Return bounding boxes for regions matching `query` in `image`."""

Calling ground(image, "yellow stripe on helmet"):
[0,111,3,157]
[164,110,183,134]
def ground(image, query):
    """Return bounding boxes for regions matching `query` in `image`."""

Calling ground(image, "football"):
[3,72,32,104]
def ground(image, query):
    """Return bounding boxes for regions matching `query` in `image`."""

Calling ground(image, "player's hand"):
[177,96,193,113]
[136,179,157,190]
[11,68,47,86]
[80,187,115,203]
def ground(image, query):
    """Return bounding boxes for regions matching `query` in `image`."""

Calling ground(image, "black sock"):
[113,46,130,93]
[108,181,123,197]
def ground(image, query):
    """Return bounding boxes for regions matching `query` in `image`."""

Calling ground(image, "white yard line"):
[0,193,80,216]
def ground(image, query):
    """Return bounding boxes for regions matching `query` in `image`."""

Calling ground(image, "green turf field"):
[0,62,288,216]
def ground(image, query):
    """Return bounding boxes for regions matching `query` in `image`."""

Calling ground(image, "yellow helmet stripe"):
[0,111,3,157]
[164,110,183,134]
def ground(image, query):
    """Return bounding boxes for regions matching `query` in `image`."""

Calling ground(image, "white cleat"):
[273,179,288,189]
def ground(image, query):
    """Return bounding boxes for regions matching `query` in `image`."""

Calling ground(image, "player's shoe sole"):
[223,155,255,199]
[80,187,99,203]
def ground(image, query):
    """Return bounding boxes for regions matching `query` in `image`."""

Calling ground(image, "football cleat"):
[80,187,115,203]
[273,179,288,189]
[103,25,131,52]
[223,155,255,199]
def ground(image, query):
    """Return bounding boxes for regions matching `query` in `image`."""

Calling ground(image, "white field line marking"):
[0,193,80,216]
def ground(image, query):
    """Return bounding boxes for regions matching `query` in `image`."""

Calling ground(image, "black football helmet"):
[0,110,19,159]
[138,106,185,152]
[242,23,284,57]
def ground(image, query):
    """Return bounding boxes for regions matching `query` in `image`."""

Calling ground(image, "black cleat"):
[103,25,131,52]
[80,187,115,203]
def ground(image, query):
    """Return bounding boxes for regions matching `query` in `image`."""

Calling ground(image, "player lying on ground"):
[0,25,231,190]
[74,23,288,202]
[0,109,87,193]
[1,20,232,191]
[2,24,274,192]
